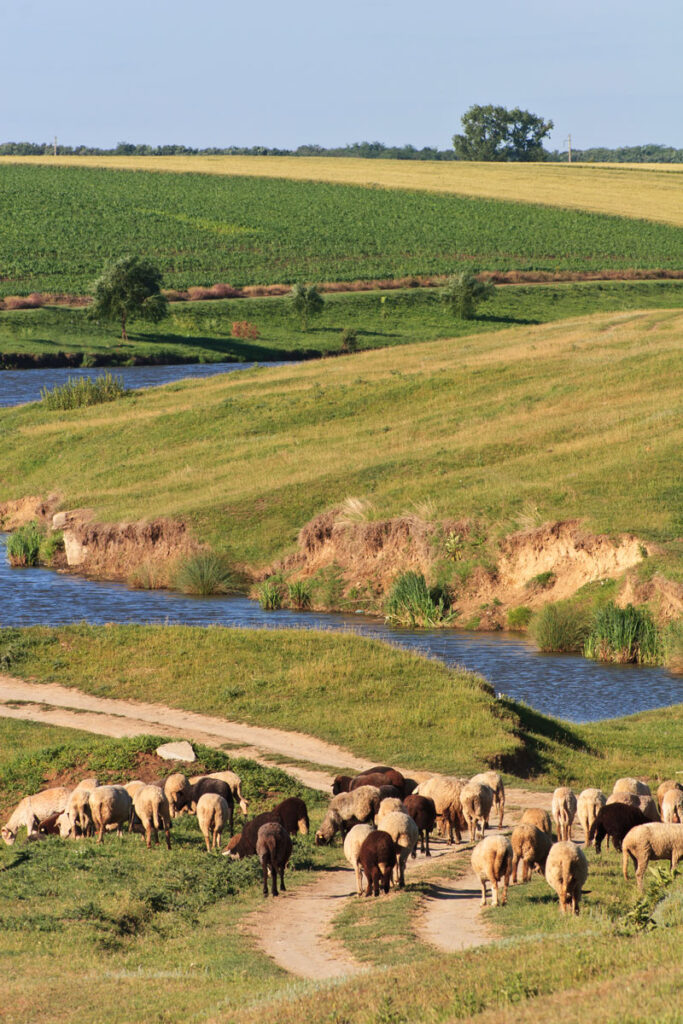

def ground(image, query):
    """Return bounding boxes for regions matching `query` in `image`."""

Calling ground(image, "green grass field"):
[1,279,682,366]
[1,165,683,298]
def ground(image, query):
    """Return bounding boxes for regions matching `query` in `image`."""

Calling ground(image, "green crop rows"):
[1,164,682,297]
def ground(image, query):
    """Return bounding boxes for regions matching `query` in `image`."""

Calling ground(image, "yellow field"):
[2,154,683,226]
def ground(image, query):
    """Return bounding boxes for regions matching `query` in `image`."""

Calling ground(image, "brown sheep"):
[520,808,553,835]
[273,797,309,835]
[350,770,405,798]
[607,791,660,822]
[510,824,554,883]
[256,822,292,897]
[588,803,649,854]
[403,794,437,857]
[223,812,281,859]
[357,830,396,897]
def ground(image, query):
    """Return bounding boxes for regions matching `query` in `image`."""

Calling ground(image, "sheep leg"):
[144,826,153,850]
[280,864,286,892]
[479,878,487,906]
[164,825,171,851]
[261,859,269,898]
[96,822,104,844]
[635,855,649,891]
[204,832,211,853]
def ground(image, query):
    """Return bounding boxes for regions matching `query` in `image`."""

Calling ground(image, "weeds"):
[584,602,662,665]
[128,561,167,590]
[385,571,453,627]
[40,372,129,410]
[287,580,312,610]
[619,864,680,934]
[508,606,532,630]
[526,570,556,590]
[174,553,238,596]
[340,327,358,353]
[6,522,43,567]
[257,580,283,610]
[530,602,590,652]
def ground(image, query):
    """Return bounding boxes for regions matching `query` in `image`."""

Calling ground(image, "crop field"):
[1,164,683,298]
[3,153,683,226]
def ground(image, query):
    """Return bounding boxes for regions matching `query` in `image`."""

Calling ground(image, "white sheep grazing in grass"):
[551,787,577,842]
[622,823,683,890]
[510,824,554,883]
[576,788,607,846]
[343,823,376,895]
[661,788,683,824]
[208,771,249,816]
[470,771,505,828]
[612,778,651,798]
[315,786,381,845]
[415,776,466,844]
[607,792,660,822]
[89,786,133,843]
[66,784,97,838]
[164,773,192,818]
[545,841,588,914]
[521,808,553,835]
[375,809,419,887]
[133,786,172,850]
[460,781,494,842]
[196,793,229,852]
[471,835,513,907]
[656,779,683,812]
[2,786,71,845]
[124,780,146,800]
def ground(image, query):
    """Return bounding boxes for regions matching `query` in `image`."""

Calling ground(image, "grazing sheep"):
[661,788,683,824]
[416,776,466,844]
[164,773,192,818]
[607,792,660,822]
[315,786,381,845]
[545,841,588,914]
[552,787,577,842]
[133,786,172,850]
[66,784,96,838]
[377,785,403,802]
[2,786,71,845]
[207,771,249,815]
[403,794,437,857]
[576,788,607,846]
[224,812,281,859]
[351,769,405,797]
[358,830,396,897]
[471,771,505,828]
[197,793,229,852]
[343,823,376,895]
[190,779,234,834]
[510,824,554,883]
[256,822,292,897]
[378,797,405,817]
[90,786,133,843]
[375,809,419,887]
[460,781,494,842]
[612,778,651,798]
[74,777,98,792]
[124,780,147,800]
[622,823,683,890]
[471,835,513,907]
[588,803,649,854]
[520,808,553,835]
[36,812,64,836]
[332,775,353,795]
[656,779,683,812]
[273,797,309,836]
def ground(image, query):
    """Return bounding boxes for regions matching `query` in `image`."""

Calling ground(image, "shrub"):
[661,619,683,673]
[80,351,97,368]
[288,579,312,610]
[174,553,238,596]
[526,570,556,590]
[38,531,64,566]
[441,271,495,319]
[3,293,44,310]
[385,571,453,627]
[257,580,283,610]
[40,373,129,410]
[507,605,533,631]
[444,531,464,561]
[129,562,167,590]
[584,602,662,665]
[289,283,324,331]
[530,602,590,652]
[231,320,260,340]
[6,521,43,567]
[340,328,358,353]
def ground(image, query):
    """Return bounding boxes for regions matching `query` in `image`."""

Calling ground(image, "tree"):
[441,271,495,319]
[89,256,169,340]
[453,105,554,162]
[289,283,324,331]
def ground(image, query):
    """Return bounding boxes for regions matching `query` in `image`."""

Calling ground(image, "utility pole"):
[564,134,572,163]
[53,135,57,156]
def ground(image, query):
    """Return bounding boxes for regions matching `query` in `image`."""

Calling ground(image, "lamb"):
[256,822,292,897]
[588,803,649,854]
[416,776,466,844]
[545,841,588,914]
[357,830,396,897]
[224,811,281,859]
[350,769,405,798]
[622,823,683,889]
[315,786,381,845]
[207,771,249,815]
[132,785,172,850]
[661,788,683,824]
[576,788,607,845]
[520,808,553,835]
[375,808,419,888]
[164,773,192,818]
[2,786,71,845]
[343,823,376,895]
[656,779,683,812]
[273,797,309,836]
[607,792,660,822]
[403,794,437,857]
[471,835,513,907]
[460,781,494,842]
[190,779,234,834]
[612,778,651,798]
[551,787,577,842]
[510,824,554,883]
[470,771,505,828]
[197,793,229,852]
[89,786,133,843]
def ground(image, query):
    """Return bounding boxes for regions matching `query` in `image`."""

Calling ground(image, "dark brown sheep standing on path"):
[588,804,650,853]
[224,811,281,859]
[256,822,292,897]
[403,794,437,856]
[273,797,309,835]
[358,830,397,897]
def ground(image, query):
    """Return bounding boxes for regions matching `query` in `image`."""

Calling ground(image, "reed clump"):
[530,602,590,652]
[385,571,453,627]
[40,372,129,410]
[6,521,43,567]
[584,602,662,665]
[174,553,238,596]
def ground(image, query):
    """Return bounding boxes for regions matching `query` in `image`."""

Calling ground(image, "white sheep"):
[661,788,683,824]
[375,809,419,887]
[460,781,494,842]
[208,771,249,815]
[133,785,172,849]
[2,786,71,845]
[66,784,97,838]
[124,780,147,800]
[612,778,651,798]
[415,775,466,844]
[656,779,683,812]
[89,786,133,843]
[622,823,683,889]
[471,835,513,907]
[551,787,577,842]
[470,771,505,828]
[607,791,660,822]
[164,773,192,818]
[576,788,607,845]
[510,823,554,883]
[378,797,404,816]
[196,793,229,852]
[520,808,553,835]
[315,786,381,845]
[343,823,376,895]
[545,841,588,914]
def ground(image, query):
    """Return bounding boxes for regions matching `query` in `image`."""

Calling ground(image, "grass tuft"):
[287,579,312,610]
[6,522,43,567]
[39,372,129,410]
[530,602,590,652]
[257,580,284,610]
[385,571,452,627]
[584,601,662,665]
[173,553,238,596]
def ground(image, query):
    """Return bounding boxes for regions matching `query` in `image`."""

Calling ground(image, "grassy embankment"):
[1,279,682,366]
[2,624,681,787]
[2,154,682,226]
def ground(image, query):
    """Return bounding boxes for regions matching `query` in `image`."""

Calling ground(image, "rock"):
[156,741,196,763]
[52,511,68,530]
[63,530,88,567]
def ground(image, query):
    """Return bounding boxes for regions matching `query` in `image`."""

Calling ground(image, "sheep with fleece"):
[622,823,683,889]
[551,787,577,842]
[2,786,71,845]
[545,841,588,914]
[607,791,659,822]
[315,786,381,845]
[197,793,230,852]
[656,779,683,812]
[375,807,419,888]
[416,776,466,844]
[460,780,494,842]
[612,778,651,798]
[343,823,376,895]
[133,785,172,850]
[510,823,554,883]
[124,780,146,800]
[403,794,437,857]
[588,803,649,854]
[207,771,249,815]
[471,835,513,907]
[256,822,292,898]
[164,773,192,818]
[521,808,553,835]
[576,788,607,846]
[661,788,683,824]
[357,830,396,897]
[90,786,133,843]
[470,771,505,828]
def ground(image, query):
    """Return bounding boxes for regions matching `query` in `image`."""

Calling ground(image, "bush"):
[385,571,453,627]
[526,570,556,590]
[174,553,238,596]
[288,580,312,610]
[129,562,167,590]
[40,373,129,410]
[441,271,495,319]
[662,619,683,673]
[38,531,64,565]
[257,580,283,610]
[507,605,532,630]
[231,320,260,340]
[6,521,43,567]
[289,283,324,331]
[340,328,358,353]
[530,602,590,652]
[584,602,662,665]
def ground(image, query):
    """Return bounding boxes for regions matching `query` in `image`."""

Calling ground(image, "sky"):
[1,0,682,151]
